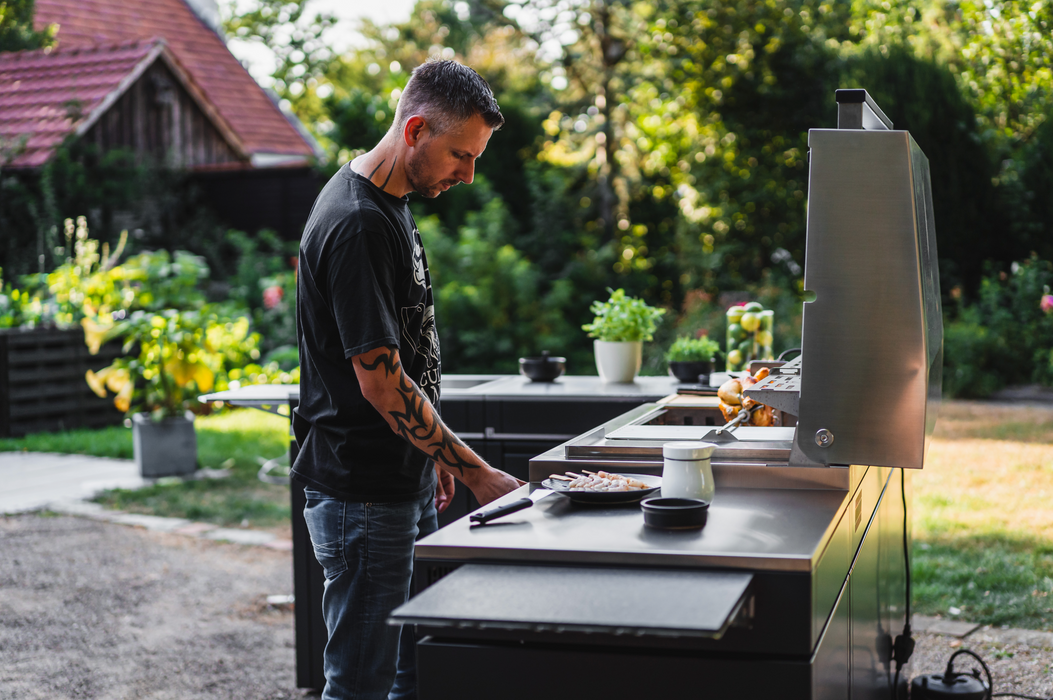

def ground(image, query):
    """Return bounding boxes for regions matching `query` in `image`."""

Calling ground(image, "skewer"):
[565,472,586,479]
[548,474,573,481]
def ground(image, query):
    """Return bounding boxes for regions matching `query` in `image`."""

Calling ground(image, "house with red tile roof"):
[0,0,324,247]
[0,38,248,170]
[31,0,318,167]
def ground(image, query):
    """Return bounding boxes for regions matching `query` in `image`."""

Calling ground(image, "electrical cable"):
[892,468,915,700]
[943,648,994,700]
[887,473,1052,700]
[776,347,801,361]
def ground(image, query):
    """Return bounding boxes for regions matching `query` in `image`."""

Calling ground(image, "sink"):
[443,377,501,390]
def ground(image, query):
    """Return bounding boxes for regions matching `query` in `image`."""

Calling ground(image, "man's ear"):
[404,116,427,147]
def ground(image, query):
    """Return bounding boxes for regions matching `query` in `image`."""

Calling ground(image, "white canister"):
[661,441,717,504]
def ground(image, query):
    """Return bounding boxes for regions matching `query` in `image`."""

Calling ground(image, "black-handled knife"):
[470,489,553,525]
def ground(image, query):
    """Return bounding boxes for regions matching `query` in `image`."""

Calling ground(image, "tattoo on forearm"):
[358,349,479,475]
[379,156,397,190]
[368,159,385,179]
[359,347,401,376]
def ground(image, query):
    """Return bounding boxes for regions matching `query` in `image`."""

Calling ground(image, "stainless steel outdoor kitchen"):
[388,89,943,699]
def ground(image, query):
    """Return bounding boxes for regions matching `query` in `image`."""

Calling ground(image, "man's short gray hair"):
[392,59,504,136]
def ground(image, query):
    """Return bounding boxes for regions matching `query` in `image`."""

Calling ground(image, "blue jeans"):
[303,487,438,700]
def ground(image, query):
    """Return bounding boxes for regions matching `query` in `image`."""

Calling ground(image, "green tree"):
[0,0,55,52]
[419,181,588,372]
[221,0,336,110]
[635,0,846,296]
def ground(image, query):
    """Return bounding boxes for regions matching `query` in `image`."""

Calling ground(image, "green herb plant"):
[665,335,721,363]
[582,288,666,342]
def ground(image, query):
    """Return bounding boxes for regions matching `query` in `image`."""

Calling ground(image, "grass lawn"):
[915,401,1053,630]
[0,409,292,530]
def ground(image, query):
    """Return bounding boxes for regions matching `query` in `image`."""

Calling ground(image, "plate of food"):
[542,471,661,504]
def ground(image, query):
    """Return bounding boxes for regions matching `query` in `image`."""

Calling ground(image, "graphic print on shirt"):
[402,235,441,402]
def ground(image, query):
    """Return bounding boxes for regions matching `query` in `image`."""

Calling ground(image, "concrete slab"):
[913,615,981,638]
[47,499,110,518]
[202,528,277,546]
[989,627,1053,650]
[107,513,193,532]
[172,522,218,536]
[0,452,144,514]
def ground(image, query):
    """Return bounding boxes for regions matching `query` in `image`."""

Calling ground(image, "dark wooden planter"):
[0,327,126,437]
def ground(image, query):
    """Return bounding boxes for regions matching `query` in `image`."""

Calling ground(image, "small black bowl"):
[641,497,710,530]
[668,360,712,384]
[519,351,566,382]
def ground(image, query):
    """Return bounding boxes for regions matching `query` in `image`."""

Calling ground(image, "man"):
[291,59,522,700]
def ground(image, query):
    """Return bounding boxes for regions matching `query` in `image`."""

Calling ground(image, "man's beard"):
[406,142,458,198]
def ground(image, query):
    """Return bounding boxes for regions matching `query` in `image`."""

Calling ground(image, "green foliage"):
[668,280,804,363]
[419,188,584,372]
[221,229,298,355]
[942,256,1053,397]
[84,308,253,418]
[0,0,55,52]
[949,0,1053,147]
[665,334,720,363]
[0,141,235,279]
[583,288,666,343]
[942,314,1007,399]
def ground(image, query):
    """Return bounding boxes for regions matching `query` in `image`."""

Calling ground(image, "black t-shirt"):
[291,164,440,502]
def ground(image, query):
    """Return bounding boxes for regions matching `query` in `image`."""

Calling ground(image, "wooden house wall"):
[82,61,244,169]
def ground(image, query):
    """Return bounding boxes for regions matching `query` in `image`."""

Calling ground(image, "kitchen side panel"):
[812,578,850,700]
[850,467,893,700]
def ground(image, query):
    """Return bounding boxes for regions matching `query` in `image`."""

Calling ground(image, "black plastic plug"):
[893,627,915,667]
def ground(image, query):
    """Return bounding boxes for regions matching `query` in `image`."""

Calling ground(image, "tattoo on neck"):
[379,156,397,190]
[367,159,385,179]
[358,348,478,475]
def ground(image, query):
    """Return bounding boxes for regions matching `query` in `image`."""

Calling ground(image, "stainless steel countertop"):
[450,374,681,399]
[200,374,683,406]
[415,481,854,573]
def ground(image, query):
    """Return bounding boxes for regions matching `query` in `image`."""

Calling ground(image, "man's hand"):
[460,467,525,506]
[434,465,455,513]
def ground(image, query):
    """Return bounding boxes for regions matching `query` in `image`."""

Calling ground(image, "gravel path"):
[3,511,1053,699]
[0,513,301,700]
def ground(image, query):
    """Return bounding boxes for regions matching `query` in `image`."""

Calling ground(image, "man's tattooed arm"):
[357,346,481,475]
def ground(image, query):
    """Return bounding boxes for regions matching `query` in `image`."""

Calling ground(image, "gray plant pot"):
[132,412,198,478]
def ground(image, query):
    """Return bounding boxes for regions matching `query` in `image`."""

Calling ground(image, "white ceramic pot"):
[593,340,642,383]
